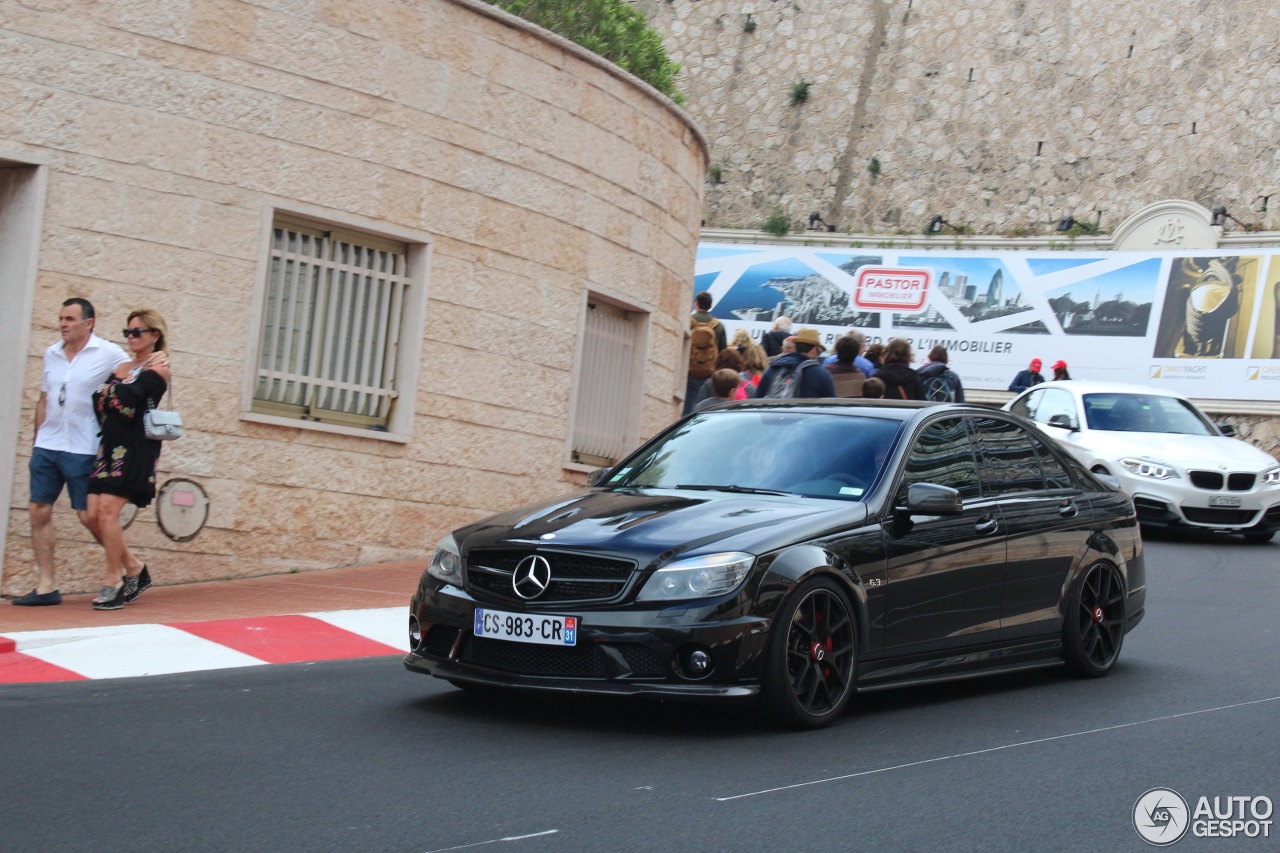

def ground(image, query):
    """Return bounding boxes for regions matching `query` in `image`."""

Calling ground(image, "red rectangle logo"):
[854,267,931,311]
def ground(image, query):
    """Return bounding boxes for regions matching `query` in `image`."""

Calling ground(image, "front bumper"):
[403,582,769,701]
[1125,478,1280,533]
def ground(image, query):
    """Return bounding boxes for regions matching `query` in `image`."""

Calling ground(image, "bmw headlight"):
[1264,466,1280,486]
[427,533,462,585]
[1120,458,1178,480]
[637,552,754,602]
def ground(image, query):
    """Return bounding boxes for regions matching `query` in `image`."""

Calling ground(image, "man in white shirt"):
[13,298,129,605]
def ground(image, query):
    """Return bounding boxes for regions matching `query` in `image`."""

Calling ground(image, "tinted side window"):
[1007,388,1040,420]
[1031,434,1073,490]
[970,416,1045,496]
[1029,387,1078,427]
[897,417,981,501]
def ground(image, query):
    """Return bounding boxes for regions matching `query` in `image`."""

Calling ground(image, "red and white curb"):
[0,607,406,683]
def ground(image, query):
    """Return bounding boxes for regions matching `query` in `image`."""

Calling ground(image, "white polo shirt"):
[36,333,130,455]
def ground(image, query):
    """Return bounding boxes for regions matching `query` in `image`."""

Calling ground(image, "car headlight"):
[1264,466,1280,486]
[1119,458,1178,480]
[637,552,754,602]
[427,533,462,585]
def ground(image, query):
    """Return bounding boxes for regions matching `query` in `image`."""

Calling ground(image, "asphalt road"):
[2,534,1277,852]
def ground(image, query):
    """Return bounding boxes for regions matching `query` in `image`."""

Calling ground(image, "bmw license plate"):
[474,608,577,646]
[1208,496,1243,507]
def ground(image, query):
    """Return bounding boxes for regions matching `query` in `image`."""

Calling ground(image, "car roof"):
[694,398,985,421]
[1014,380,1192,401]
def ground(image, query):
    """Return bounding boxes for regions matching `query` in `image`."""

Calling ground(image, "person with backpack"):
[824,334,868,398]
[916,345,965,403]
[875,338,926,400]
[754,328,836,400]
[684,291,728,414]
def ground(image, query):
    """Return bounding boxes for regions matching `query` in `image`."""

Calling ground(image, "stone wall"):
[1,0,706,594]
[644,0,1280,236]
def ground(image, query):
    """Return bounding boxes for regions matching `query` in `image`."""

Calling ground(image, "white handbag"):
[144,380,183,441]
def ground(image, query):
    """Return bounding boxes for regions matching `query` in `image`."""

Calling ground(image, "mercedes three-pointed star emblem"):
[512,555,552,600]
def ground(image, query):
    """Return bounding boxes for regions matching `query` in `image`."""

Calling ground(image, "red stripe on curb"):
[0,636,15,655]
[0,651,89,683]
[172,615,401,664]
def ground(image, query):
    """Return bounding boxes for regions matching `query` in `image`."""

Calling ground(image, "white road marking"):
[308,606,406,650]
[7,624,265,679]
[423,829,560,852]
[715,695,1280,802]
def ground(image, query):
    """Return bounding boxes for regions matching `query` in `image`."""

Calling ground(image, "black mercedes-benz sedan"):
[405,400,1146,728]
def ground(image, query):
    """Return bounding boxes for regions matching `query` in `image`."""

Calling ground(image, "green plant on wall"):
[867,157,881,176]
[762,208,791,236]
[743,14,756,33]
[789,80,811,106]
[1066,220,1101,237]
[491,0,685,105]
[708,164,723,184]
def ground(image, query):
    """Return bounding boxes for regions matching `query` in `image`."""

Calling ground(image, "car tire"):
[1061,562,1125,678]
[759,576,857,729]
[1243,529,1275,544]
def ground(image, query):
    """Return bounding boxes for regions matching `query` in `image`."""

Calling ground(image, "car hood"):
[1065,430,1279,470]
[456,488,866,562]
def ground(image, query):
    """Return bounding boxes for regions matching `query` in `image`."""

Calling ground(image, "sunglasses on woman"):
[122,327,155,338]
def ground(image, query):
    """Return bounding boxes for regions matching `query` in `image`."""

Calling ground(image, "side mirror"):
[586,467,610,487]
[1047,413,1079,432]
[1216,423,1236,438]
[900,482,964,516]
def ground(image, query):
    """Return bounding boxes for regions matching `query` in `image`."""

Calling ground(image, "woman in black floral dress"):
[88,309,172,610]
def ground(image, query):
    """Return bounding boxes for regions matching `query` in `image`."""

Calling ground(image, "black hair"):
[62,297,95,321]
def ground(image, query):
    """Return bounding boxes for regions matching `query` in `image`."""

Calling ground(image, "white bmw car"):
[1005,381,1280,542]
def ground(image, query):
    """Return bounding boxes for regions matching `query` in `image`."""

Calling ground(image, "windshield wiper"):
[674,484,793,496]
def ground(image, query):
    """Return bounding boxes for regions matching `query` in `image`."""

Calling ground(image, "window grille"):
[253,217,410,428]
[571,300,639,467]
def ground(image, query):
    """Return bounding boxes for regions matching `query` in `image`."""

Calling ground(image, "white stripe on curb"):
[8,623,265,679]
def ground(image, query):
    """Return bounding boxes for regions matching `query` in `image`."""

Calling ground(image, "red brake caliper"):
[1092,606,1104,623]
[808,609,832,677]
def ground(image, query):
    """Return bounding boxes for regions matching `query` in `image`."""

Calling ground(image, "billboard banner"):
[695,242,1280,399]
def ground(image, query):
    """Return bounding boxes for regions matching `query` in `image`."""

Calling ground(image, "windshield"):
[605,410,905,501]
[1082,392,1217,435]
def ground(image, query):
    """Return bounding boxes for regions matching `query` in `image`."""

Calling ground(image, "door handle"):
[974,516,999,536]
[1058,501,1079,518]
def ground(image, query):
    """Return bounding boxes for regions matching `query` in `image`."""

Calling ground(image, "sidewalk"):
[0,561,425,684]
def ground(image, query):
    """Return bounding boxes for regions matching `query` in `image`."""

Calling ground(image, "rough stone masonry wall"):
[1,0,705,594]
[643,0,1280,236]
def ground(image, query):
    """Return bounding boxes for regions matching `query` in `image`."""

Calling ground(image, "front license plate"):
[1209,496,1243,507]
[474,608,577,646]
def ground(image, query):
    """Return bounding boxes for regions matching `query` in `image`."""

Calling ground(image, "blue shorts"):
[29,447,96,511]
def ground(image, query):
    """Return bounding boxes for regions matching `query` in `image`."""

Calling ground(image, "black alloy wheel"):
[1062,562,1125,677]
[761,577,857,729]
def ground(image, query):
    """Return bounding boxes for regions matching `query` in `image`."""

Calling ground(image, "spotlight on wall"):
[926,214,961,235]
[1211,205,1256,231]
[1056,216,1076,232]
[808,211,827,230]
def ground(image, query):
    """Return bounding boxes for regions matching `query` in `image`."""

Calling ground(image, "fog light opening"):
[679,645,714,679]
[409,615,423,651]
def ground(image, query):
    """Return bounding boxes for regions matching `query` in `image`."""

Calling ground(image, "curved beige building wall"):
[645,0,1279,235]
[1,0,706,593]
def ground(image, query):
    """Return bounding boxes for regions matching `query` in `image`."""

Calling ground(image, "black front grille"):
[422,625,460,656]
[616,644,668,678]
[1190,471,1224,490]
[458,634,608,677]
[1182,507,1257,525]
[1228,473,1256,491]
[1190,471,1258,492]
[454,635,669,679]
[465,549,637,604]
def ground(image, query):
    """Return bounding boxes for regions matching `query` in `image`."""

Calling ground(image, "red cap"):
[1051,359,1067,370]
[1030,358,1042,370]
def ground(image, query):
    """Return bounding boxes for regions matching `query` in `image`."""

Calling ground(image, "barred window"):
[251,216,413,430]
[569,296,648,468]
